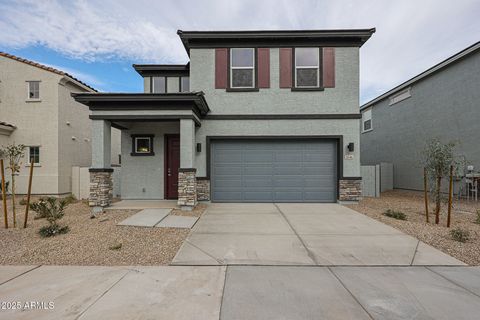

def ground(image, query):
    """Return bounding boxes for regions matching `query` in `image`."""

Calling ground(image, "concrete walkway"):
[172,203,464,266]
[1,265,480,319]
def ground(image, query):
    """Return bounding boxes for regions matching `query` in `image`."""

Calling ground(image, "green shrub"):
[64,194,77,204]
[19,198,27,205]
[383,209,407,220]
[475,210,480,225]
[30,197,69,237]
[109,243,122,250]
[450,228,470,243]
[39,225,70,238]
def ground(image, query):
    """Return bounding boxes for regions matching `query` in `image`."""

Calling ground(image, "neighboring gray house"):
[0,52,121,196]
[360,41,480,192]
[74,29,375,210]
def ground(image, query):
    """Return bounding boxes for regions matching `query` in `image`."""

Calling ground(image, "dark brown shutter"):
[257,48,270,88]
[279,48,292,88]
[215,48,228,89]
[322,47,335,88]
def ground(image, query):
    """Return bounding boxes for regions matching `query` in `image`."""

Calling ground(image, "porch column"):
[89,120,113,213]
[178,119,197,210]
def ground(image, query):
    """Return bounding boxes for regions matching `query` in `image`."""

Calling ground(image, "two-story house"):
[360,41,480,193]
[0,52,121,196]
[73,29,375,211]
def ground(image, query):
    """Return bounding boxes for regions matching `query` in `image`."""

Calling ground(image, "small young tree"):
[30,197,70,237]
[0,144,26,227]
[421,139,460,224]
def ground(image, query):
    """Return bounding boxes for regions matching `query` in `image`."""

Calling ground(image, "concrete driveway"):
[2,265,480,320]
[172,203,464,266]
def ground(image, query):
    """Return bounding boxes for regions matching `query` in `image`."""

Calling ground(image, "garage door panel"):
[244,166,274,175]
[214,191,244,201]
[244,191,274,201]
[274,176,304,187]
[214,166,242,175]
[214,178,242,188]
[211,140,337,202]
[275,152,303,162]
[274,166,304,175]
[274,191,303,201]
[214,151,243,163]
[244,177,274,187]
[243,152,274,162]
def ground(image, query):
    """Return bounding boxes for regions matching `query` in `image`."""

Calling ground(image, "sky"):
[0,0,479,103]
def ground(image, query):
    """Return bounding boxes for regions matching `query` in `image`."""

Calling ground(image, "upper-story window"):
[180,76,190,92]
[27,81,40,99]
[152,77,166,93]
[295,48,320,88]
[362,109,372,133]
[230,48,255,88]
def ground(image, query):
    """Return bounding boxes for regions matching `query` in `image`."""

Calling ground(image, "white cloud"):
[0,0,479,102]
[39,62,107,91]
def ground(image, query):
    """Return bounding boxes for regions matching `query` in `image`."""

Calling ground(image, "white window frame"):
[230,48,255,89]
[294,48,320,88]
[389,88,411,106]
[362,109,372,133]
[27,81,40,100]
[27,146,41,165]
[151,77,166,93]
[134,137,152,154]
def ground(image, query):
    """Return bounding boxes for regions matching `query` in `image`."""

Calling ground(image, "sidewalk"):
[1,265,479,319]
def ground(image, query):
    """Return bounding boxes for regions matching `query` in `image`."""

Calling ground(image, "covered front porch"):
[73,92,210,212]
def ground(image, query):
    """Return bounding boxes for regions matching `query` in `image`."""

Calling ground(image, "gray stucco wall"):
[360,49,480,191]
[120,122,179,199]
[189,47,359,114]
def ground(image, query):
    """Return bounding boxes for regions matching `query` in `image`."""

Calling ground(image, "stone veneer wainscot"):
[89,169,113,207]
[178,168,197,208]
[339,179,362,201]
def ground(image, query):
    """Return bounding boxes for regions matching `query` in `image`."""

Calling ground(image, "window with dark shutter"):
[323,48,335,88]
[257,48,270,88]
[295,48,320,88]
[215,48,228,89]
[230,48,255,88]
[279,48,292,88]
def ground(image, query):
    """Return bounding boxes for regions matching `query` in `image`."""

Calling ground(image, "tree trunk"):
[435,175,442,224]
[11,173,16,228]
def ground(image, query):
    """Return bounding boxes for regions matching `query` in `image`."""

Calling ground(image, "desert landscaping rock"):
[0,199,206,265]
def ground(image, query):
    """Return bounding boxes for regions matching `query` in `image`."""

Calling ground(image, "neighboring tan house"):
[74,28,375,210]
[360,41,480,192]
[0,52,121,195]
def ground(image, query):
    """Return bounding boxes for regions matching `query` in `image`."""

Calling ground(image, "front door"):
[165,134,180,199]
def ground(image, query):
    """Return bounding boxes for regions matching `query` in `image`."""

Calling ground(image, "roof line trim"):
[361,41,480,110]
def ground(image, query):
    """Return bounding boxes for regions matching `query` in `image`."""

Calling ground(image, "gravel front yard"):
[0,198,205,266]
[347,190,480,265]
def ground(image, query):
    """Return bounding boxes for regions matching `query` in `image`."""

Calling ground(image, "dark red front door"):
[165,134,180,199]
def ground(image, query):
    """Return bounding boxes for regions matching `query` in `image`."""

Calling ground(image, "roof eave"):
[72,92,210,116]
[177,28,376,54]
[361,40,480,111]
